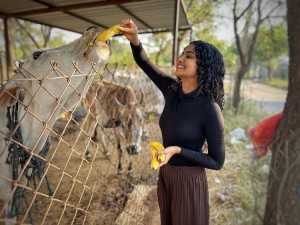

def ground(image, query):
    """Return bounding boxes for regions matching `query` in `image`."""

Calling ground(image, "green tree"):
[223,43,238,75]
[145,32,173,67]
[184,0,217,39]
[0,18,67,79]
[184,0,238,72]
[108,38,135,68]
[253,24,288,80]
[152,33,172,66]
[13,19,66,60]
[231,0,285,113]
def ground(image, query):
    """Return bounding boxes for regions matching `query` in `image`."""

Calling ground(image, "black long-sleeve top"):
[131,42,225,170]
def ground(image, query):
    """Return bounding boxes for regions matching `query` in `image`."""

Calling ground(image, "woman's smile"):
[176,64,185,70]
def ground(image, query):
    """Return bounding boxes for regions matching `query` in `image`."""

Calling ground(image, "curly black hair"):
[190,40,225,111]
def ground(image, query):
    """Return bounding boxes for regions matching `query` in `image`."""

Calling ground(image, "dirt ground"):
[241,81,287,101]
[8,80,283,225]
[225,80,287,114]
[225,80,287,101]
[12,118,161,225]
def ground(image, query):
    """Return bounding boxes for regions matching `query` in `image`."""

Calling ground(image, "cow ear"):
[0,87,20,107]
[124,86,137,105]
[104,118,121,128]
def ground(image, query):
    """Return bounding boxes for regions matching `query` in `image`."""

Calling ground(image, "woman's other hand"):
[156,146,181,168]
[119,19,140,46]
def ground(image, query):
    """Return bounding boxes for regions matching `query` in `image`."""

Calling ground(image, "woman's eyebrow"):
[185,50,196,55]
[180,50,196,55]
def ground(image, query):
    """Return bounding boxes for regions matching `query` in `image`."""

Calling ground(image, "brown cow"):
[82,80,144,175]
[0,27,111,223]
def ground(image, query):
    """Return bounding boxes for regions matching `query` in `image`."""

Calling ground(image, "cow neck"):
[5,103,53,219]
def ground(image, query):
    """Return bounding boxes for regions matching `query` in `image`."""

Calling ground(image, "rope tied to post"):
[5,103,52,223]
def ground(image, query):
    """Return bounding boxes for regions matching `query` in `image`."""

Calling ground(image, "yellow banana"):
[149,141,166,170]
[96,24,121,42]
[61,113,66,119]
[151,160,160,170]
[150,141,164,151]
[148,113,154,121]
[158,154,166,162]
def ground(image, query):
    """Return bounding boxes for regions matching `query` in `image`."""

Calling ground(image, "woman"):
[119,19,225,225]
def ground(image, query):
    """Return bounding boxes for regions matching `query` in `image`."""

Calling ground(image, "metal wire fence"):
[0,62,164,225]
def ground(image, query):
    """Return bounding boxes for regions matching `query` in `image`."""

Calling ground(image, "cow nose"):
[126,145,141,155]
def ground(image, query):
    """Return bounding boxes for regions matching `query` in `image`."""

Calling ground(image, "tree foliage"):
[253,24,288,78]
[1,19,66,61]
[254,24,288,63]
[231,0,285,112]
[108,38,135,68]
[144,32,173,67]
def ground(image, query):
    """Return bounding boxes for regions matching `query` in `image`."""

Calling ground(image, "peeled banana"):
[96,24,121,42]
[149,141,166,170]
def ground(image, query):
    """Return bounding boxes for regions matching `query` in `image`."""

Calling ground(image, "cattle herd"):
[0,27,162,224]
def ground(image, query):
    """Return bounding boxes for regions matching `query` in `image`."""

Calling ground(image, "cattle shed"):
[0,0,191,78]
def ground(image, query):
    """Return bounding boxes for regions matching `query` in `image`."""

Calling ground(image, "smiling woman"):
[118,18,225,225]
[174,45,198,92]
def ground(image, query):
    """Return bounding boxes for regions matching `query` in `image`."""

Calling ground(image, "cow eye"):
[33,51,43,60]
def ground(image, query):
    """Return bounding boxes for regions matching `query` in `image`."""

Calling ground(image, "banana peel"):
[96,24,121,42]
[149,141,166,170]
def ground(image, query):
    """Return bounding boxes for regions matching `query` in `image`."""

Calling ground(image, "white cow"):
[0,26,111,223]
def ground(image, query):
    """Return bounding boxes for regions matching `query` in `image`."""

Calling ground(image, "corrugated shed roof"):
[0,0,191,34]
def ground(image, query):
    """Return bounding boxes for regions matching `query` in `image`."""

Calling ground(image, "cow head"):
[0,27,111,154]
[105,85,144,155]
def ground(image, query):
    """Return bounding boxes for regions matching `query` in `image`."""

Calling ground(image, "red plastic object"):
[248,112,283,159]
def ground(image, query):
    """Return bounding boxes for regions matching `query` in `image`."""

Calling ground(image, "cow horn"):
[139,91,144,105]
[114,96,124,107]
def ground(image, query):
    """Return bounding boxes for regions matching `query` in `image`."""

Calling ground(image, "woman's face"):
[174,44,198,81]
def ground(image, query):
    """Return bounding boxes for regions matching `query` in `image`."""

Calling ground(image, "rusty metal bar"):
[172,0,180,66]
[32,0,108,29]
[0,51,3,85]
[3,18,11,80]
[117,4,153,29]
[0,0,148,18]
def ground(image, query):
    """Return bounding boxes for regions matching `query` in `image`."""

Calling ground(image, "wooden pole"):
[172,0,180,66]
[3,18,11,80]
[0,52,3,85]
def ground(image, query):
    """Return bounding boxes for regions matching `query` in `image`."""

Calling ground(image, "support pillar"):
[4,18,12,80]
[172,0,180,66]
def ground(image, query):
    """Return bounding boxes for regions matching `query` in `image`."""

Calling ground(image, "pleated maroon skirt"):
[157,164,209,225]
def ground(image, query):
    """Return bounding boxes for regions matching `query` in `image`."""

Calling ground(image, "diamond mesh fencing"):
[0,59,164,224]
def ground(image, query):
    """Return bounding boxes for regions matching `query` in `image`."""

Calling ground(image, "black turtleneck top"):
[131,42,225,170]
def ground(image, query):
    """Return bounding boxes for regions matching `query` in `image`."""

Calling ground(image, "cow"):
[113,73,164,141]
[82,80,144,175]
[0,26,111,224]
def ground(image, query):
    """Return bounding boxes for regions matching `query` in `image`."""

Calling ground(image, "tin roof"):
[0,0,191,34]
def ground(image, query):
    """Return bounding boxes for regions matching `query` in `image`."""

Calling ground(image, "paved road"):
[225,80,287,114]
